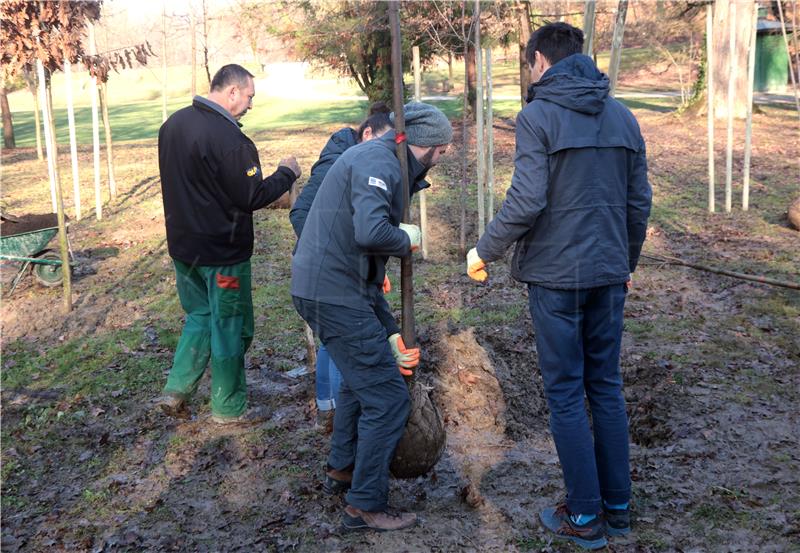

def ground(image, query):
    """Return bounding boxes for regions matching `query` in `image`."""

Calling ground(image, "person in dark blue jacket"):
[292,102,452,532]
[467,23,652,549]
[289,102,393,432]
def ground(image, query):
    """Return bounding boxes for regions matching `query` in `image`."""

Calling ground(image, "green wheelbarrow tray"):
[0,226,76,295]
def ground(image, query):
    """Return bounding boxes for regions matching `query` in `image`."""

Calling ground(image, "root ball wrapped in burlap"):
[390,380,446,479]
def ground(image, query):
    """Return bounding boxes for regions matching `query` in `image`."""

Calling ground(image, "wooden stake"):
[98,82,117,200]
[36,61,57,213]
[162,1,168,122]
[37,60,72,313]
[706,2,715,213]
[742,2,758,211]
[725,0,737,213]
[64,59,81,221]
[388,0,416,347]
[88,22,102,221]
[475,0,485,237]
[582,0,597,56]
[459,1,469,257]
[485,47,494,221]
[608,0,629,96]
[413,45,429,260]
[190,8,197,98]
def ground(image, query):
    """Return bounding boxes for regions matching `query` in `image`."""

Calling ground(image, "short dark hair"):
[356,101,392,142]
[210,64,254,92]
[525,22,584,67]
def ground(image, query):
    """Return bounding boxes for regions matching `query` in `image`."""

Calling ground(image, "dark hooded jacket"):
[289,127,358,238]
[291,131,428,316]
[476,54,651,288]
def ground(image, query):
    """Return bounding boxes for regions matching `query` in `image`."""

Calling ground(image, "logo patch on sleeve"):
[368,176,387,191]
[246,165,259,177]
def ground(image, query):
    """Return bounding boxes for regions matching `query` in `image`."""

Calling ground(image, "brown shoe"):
[323,464,352,495]
[342,505,417,532]
[154,393,189,418]
[210,407,268,426]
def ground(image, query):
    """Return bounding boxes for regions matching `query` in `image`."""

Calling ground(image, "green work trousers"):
[163,258,254,418]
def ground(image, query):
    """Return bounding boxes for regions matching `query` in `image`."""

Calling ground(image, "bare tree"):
[517,0,532,108]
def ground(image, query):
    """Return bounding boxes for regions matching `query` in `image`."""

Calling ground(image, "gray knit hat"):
[390,102,453,146]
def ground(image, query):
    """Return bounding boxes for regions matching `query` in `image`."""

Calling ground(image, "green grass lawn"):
[7,45,687,148]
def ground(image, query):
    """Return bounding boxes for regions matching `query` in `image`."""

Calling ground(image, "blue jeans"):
[293,296,410,512]
[528,283,631,515]
[316,344,343,411]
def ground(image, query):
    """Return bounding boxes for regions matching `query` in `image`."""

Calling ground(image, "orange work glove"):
[388,333,420,377]
[467,247,488,282]
[382,274,391,294]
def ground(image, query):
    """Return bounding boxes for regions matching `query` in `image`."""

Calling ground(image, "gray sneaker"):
[604,507,630,536]
[211,407,268,426]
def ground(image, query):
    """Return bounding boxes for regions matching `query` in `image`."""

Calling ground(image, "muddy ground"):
[2,100,799,553]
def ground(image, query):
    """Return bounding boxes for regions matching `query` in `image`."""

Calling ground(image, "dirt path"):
[2,106,799,552]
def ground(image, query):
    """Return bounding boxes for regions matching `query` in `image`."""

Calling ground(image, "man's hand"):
[382,274,391,294]
[279,156,301,178]
[399,223,421,253]
[625,276,632,291]
[388,333,419,377]
[467,247,488,282]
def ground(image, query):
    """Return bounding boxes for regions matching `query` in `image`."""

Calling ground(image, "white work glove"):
[399,223,421,253]
[466,247,488,282]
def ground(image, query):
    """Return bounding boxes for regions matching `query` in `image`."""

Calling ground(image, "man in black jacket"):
[292,102,452,532]
[156,64,301,425]
[466,23,651,549]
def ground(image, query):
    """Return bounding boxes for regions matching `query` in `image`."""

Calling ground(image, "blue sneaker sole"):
[607,525,631,537]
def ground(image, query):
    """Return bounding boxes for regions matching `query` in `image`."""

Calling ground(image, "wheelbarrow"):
[0,213,74,296]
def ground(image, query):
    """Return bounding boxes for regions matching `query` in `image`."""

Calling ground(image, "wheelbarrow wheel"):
[33,251,64,287]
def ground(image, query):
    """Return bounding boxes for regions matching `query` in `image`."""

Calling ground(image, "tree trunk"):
[98,82,117,200]
[460,1,469,256]
[608,0,629,96]
[517,0,532,108]
[712,0,757,120]
[582,0,597,57]
[190,10,197,97]
[64,60,81,221]
[88,21,103,220]
[45,81,73,313]
[466,44,477,114]
[23,70,43,160]
[1,86,15,149]
[447,51,454,91]
[39,65,57,212]
[202,0,212,87]
[475,0,485,238]
[162,2,168,122]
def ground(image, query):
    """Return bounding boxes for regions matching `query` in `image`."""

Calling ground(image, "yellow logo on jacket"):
[246,166,259,177]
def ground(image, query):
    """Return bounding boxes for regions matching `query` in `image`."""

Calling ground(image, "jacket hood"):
[326,127,358,155]
[529,54,609,115]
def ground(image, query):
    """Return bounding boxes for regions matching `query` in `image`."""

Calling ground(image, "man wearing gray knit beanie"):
[292,101,451,532]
